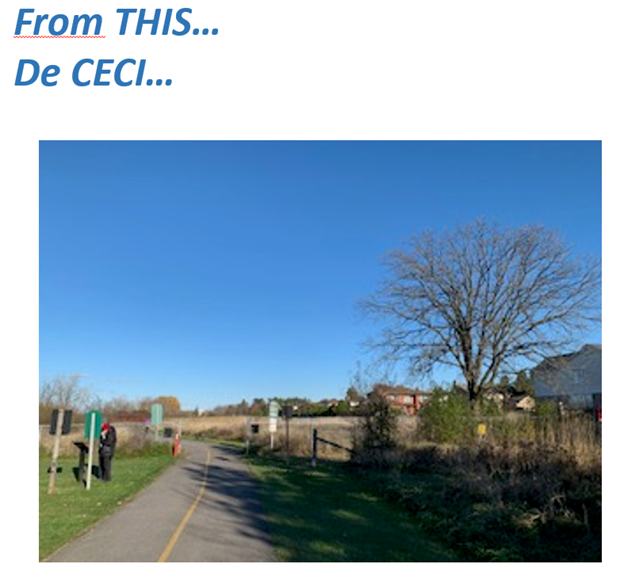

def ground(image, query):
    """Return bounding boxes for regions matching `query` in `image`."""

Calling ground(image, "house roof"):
[533,344,601,372]
[371,384,429,396]
[532,344,602,397]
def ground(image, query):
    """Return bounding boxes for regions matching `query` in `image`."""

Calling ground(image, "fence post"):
[311,428,318,468]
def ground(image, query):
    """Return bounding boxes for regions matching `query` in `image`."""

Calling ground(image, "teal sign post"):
[84,410,102,439]
[151,403,163,440]
[151,403,163,425]
[84,410,102,490]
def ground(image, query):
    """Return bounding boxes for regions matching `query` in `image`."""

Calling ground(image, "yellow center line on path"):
[157,447,212,562]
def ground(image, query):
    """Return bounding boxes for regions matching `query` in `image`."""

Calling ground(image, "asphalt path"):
[46,440,277,562]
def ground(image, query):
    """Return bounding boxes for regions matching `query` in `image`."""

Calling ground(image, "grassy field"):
[39,446,175,561]
[246,444,601,562]
[40,414,600,562]
[349,443,602,562]
[179,415,357,461]
[247,454,459,562]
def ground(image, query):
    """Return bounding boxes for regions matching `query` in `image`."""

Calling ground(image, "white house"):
[532,344,601,413]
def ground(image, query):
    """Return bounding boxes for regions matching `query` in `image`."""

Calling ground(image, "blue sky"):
[39,141,602,410]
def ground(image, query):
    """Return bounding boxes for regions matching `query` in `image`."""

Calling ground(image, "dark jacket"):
[99,426,117,457]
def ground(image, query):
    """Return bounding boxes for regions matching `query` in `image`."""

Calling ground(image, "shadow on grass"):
[247,454,459,562]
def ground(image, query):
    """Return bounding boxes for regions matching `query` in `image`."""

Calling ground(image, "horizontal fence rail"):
[311,428,354,467]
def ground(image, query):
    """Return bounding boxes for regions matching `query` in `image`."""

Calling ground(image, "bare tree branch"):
[39,373,92,410]
[360,219,601,400]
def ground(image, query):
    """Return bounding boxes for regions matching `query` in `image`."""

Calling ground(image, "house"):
[532,344,601,418]
[451,381,535,411]
[370,384,430,416]
[510,394,535,411]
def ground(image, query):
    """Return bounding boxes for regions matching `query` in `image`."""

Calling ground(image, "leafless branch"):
[360,219,601,399]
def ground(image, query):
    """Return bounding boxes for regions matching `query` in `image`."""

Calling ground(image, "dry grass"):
[349,437,602,561]
[177,415,358,461]
[413,412,602,470]
[39,423,154,457]
[40,412,600,469]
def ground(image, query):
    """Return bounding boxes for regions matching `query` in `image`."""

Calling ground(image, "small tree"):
[154,396,181,417]
[357,391,398,450]
[514,369,535,396]
[417,388,474,444]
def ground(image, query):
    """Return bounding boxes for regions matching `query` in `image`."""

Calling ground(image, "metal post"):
[311,428,318,468]
[86,412,96,490]
[286,413,290,466]
[245,416,250,455]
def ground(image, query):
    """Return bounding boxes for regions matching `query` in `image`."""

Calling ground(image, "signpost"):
[151,403,163,439]
[47,408,69,494]
[84,410,102,490]
[50,408,72,436]
[282,404,293,464]
[268,400,279,449]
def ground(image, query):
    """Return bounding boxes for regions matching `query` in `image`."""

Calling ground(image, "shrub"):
[354,391,398,452]
[417,388,475,443]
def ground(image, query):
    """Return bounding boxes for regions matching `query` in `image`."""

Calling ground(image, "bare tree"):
[361,219,601,401]
[39,374,92,410]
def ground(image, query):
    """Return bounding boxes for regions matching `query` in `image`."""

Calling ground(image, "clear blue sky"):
[39,141,602,410]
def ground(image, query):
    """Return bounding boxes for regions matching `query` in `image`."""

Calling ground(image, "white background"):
[1,0,618,576]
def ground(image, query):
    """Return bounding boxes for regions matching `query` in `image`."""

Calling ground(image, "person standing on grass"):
[99,423,117,481]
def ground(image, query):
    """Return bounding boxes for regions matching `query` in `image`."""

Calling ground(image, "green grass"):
[39,447,176,560]
[349,447,602,562]
[247,455,459,562]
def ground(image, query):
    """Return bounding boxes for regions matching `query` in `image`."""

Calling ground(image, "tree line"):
[39,374,181,424]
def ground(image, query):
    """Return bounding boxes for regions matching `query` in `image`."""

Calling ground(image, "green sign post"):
[151,403,163,439]
[151,403,163,425]
[84,410,102,490]
[84,410,102,439]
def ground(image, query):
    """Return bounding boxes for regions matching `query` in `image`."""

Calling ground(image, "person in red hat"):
[98,422,117,481]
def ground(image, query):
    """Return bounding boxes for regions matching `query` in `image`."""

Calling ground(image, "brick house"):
[370,384,430,416]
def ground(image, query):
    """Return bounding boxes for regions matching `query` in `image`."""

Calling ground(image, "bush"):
[354,392,398,452]
[417,388,475,443]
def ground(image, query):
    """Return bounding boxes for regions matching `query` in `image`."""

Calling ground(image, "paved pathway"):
[46,441,277,562]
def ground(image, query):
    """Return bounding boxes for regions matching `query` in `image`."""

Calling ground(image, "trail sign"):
[50,408,73,435]
[84,410,102,491]
[268,401,279,449]
[151,403,163,426]
[84,410,102,438]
